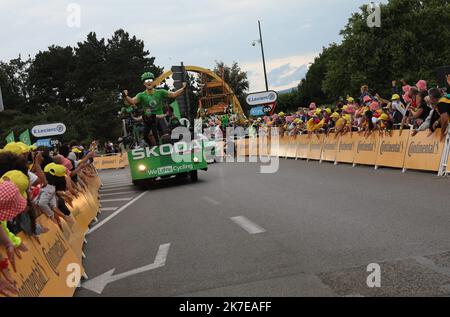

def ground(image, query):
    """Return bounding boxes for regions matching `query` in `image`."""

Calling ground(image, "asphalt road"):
[76,159,450,297]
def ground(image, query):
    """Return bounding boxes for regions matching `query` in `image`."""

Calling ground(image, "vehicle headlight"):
[193,157,199,163]
[138,164,147,172]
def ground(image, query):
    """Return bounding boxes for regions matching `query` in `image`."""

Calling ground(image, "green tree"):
[213,61,249,104]
[296,0,450,105]
[0,29,164,146]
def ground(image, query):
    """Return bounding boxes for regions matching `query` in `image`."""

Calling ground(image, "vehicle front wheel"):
[189,170,198,183]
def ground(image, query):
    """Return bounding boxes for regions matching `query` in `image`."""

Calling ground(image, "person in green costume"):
[123,72,186,145]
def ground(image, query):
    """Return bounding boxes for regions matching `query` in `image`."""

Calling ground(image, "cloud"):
[241,53,317,92]
[268,63,308,87]
[0,0,375,92]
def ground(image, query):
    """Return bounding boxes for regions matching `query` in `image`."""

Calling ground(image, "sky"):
[0,0,378,92]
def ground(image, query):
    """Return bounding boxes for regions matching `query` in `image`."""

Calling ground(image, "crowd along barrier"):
[0,169,101,297]
[234,129,448,175]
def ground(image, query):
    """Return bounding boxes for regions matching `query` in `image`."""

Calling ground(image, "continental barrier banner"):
[375,130,409,169]
[285,135,298,158]
[231,131,447,173]
[0,225,82,297]
[404,129,444,172]
[94,154,128,170]
[278,136,290,158]
[248,137,259,157]
[447,152,450,174]
[308,135,324,161]
[296,134,310,159]
[336,133,356,164]
[354,133,378,166]
[321,134,339,162]
[236,138,247,157]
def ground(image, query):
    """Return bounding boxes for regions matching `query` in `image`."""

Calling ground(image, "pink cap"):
[402,85,412,94]
[0,181,27,221]
[416,80,427,91]
[363,96,372,103]
[369,102,380,111]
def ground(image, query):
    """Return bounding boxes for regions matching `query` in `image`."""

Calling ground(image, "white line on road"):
[231,216,266,235]
[100,187,135,193]
[100,191,136,197]
[82,243,170,294]
[101,184,133,189]
[100,207,118,212]
[88,191,148,234]
[202,196,221,206]
[99,197,133,203]
[101,180,132,186]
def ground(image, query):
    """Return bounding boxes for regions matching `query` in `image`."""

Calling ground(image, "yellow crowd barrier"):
[0,169,101,297]
[235,129,446,173]
[93,153,128,170]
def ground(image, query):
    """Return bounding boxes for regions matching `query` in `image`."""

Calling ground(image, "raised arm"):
[122,90,139,106]
[168,83,187,99]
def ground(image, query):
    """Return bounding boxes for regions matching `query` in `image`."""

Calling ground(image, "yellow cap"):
[315,109,322,115]
[294,118,303,124]
[278,112,285,117]
[1,170,29,199]
[331,112,340,119]
[325,108,332,114]
[347,97,355,103]
[391,94,400,100]
[380,113,389,121]
[16,142,31,153]
[72,148,82,153]
[44,163,66,177]
[2,143,25,155]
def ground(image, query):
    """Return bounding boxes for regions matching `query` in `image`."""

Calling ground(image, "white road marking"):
[100,207,118,212]
[99,197,133,203]
[100,187,134,193]
[82,243,170,294]
[88,191,148,234]
[414,256,450,276]
[101,180,132,185]
[100,191,136,197]
[101,184,133,189]
[231,216,266,234]
[202,196,221,206]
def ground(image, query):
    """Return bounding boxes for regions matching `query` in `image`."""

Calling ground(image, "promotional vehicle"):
[128,138,208,186]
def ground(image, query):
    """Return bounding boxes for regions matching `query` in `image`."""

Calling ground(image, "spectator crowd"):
[200,76,450,142]
[0,140,97,296]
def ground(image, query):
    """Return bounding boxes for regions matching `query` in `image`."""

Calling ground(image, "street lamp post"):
[253,20,269,92]
[258,20,269,91]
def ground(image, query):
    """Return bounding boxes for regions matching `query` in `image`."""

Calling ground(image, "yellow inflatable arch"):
[153,65,245,116]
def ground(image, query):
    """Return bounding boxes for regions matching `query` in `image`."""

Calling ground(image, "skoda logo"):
[268,93,276,101]
[56,125,64,133]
